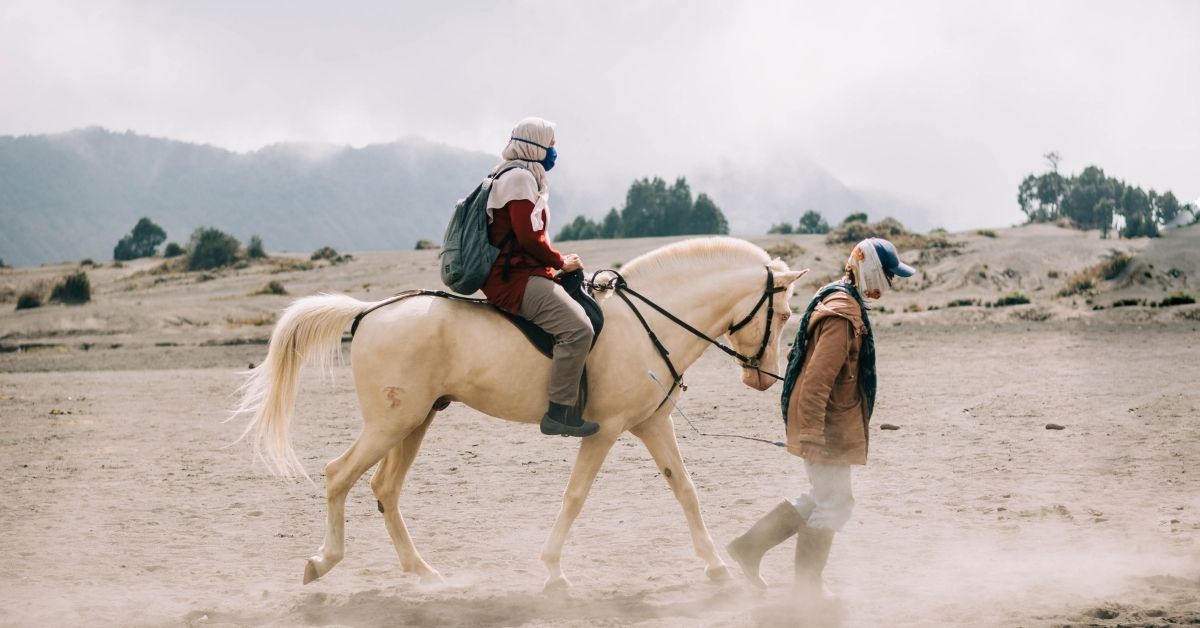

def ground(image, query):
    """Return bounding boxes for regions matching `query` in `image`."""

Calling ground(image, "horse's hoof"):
[303,560,321,585]
[418,570,446,586]
[543,575,571,592]
[706,564,734,582]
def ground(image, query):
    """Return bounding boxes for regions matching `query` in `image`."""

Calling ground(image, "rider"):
[726,237,914,599]
[481,117,599,438]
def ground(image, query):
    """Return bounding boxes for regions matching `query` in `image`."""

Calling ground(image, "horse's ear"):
[774,269,809,288]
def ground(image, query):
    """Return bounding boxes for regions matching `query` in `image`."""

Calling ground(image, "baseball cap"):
[868,238,916,277]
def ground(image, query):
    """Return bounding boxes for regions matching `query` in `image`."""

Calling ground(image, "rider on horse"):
[481,117,599,438]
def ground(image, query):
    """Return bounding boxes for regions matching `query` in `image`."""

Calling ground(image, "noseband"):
[591,266,788,408]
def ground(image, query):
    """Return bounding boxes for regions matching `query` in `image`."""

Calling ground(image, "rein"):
[589,266,788,406]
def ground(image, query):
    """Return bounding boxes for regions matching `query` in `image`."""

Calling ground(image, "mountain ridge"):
[0,127,943,266]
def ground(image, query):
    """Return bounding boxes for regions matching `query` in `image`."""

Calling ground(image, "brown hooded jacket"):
[785,290,870,465]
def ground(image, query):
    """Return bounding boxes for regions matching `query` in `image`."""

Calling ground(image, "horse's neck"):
[606,270,751,377]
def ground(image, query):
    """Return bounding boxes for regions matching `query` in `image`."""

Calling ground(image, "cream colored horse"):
[235,237,807,589]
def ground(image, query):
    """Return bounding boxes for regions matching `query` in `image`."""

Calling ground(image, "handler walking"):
[726,237,914,598]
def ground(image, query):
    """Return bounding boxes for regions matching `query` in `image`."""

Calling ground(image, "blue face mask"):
[510,136,557,171]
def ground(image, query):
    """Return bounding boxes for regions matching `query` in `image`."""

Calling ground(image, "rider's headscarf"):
[846,239,890,299]
[486,117,555,231]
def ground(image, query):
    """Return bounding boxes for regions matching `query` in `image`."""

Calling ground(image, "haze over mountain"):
[0,127,941,266]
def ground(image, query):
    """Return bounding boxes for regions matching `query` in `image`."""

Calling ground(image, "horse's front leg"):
[630,413,731,582]
[540,431,618,591]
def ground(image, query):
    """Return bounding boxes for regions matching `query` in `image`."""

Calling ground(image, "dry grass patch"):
[227,312,277,327]
[764,241,805,262]
[1058,251,1134,297]
[252,280,288,296]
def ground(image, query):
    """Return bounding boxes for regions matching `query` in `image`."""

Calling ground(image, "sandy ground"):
[2,227,1199,627]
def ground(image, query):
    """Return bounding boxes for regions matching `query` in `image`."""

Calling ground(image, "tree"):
[842,212,868,225]
[797,210,830,234]
[767,222,794,234]
[246,235,267,259]
[663,177,693,235]
[621,177,669,237]
[690,193,728,235]
[1119,186,1157,238]
[113,217,167,260]
[557,215,600,241]
[600,208,622,239]
[187,227,241,270]
[1153,190,1183,226]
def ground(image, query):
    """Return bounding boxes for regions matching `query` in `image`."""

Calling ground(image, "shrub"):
[80,258,95,267]
[311,245,352,264]
[0,258,8,269]
[187,227,241,270]
[16,289,43,310]
[414,239,440,250]
[253,280,288,296]
[842,212,869,225]
[1159,292,1196,307]
[113,217,167,261]
[163,242,185,258]
[767,222,794,235]
[49,272,91,304]
[946,298,978,308]
[765,241,805,262]
[246,235,267,259]
[1111,298,1143,308]
[903,302,924,313]
[1059,273,1095,297]
[1047,270,1060,279]
[1098,251,1132,280]
[825,220,875,244]
[975,229,997,238]
[1058,251,1135,297]
[992,292,1031,307]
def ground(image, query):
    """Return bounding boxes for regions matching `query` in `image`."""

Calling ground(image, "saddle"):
[349,270,604,412]
[497,269,604,359]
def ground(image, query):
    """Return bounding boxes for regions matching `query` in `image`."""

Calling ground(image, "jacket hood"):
[807,290,867,337]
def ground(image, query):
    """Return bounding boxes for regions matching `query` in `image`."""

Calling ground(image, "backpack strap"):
[487,165,529,282]
[498,230,517,281]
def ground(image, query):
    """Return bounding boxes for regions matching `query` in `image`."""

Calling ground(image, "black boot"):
[540,402,600,438]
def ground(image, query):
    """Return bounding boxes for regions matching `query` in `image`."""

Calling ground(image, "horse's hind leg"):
[369,408,442,584]
[631,413,732,582]
[540,432,617,591]
[303,421,406,584]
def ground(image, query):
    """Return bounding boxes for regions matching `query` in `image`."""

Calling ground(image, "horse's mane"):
[617,237,787,285]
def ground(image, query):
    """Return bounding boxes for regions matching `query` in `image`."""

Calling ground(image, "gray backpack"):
[439,166,522,294]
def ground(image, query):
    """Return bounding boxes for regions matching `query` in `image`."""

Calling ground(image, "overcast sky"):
[2,0,1197,229]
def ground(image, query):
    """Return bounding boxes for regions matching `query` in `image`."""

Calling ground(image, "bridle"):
[590,266,789,407]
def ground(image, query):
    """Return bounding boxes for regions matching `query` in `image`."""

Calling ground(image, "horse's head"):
[726,260,809,391]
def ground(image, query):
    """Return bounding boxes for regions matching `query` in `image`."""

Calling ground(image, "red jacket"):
[481,198,565,314]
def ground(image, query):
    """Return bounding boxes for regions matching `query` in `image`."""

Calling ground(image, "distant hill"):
[0,128,503,266]
[0,127,945,266]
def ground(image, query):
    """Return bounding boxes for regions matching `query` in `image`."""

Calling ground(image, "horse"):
[234,236,808,589]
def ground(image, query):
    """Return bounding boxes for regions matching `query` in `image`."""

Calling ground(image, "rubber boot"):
[725,500,806,588]
[540,402,600,438]
[794,525,836,601]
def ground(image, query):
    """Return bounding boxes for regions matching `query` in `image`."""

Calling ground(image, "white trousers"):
[789,459,855,531]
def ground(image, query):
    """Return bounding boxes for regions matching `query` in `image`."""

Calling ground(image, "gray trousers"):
[519,276,595,406]
[789,459,855,531]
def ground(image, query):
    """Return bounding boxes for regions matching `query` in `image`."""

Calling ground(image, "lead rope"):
[647,371,786,449]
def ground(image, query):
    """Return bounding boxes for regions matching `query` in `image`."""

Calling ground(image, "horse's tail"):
[231,293,376,479]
